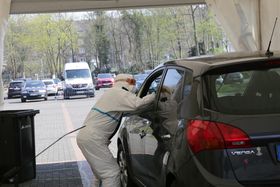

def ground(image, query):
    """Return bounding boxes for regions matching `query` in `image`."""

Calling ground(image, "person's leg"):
[92,171,101,187]
[77,128,120,187]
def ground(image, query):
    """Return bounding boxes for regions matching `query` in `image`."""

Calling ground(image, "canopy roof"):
[10,0,205,14]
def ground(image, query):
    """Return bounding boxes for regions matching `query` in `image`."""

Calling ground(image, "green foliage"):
[4,14,78,79]
[4,5,229,78]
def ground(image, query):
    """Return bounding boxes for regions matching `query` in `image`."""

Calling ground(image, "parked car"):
[95,73,115,90]
[53,78,63,91]
[63,62,95,99]
[42,79,58,95]
[21,80,48,102]
[7,80,25,99]
[223,72,244,84]
[117,51,280,187]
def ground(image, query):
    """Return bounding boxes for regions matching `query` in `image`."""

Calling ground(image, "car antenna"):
[265,17,278,57]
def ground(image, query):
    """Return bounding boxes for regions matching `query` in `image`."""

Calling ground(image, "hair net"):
[114,74,136,92]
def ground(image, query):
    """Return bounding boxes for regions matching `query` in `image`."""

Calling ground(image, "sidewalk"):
[1,161,88,187]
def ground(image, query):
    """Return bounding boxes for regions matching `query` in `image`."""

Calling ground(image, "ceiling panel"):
[10,0,205,14]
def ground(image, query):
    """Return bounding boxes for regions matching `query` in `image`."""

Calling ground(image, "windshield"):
[204,61,280,115]
[43,81,53,85]
[66,69,91,79]
[26,81,45,87]
[97,73,112,78]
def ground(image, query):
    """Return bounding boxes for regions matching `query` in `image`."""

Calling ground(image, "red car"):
[95,73,114,90]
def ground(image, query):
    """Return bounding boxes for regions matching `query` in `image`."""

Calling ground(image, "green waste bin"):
[0,109,39,183]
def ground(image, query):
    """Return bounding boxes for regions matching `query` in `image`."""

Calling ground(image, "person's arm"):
[135,92,156,110]
[115,90,156,112]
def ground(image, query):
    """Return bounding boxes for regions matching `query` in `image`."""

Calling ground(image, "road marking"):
[61,102,86,161]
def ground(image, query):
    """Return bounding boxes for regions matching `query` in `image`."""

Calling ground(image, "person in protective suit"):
[76,74,155,187]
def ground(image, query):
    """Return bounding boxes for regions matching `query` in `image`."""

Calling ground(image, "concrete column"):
[0,0,11,109]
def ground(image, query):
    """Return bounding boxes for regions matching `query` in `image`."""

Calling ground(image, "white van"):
[63,62,95,99]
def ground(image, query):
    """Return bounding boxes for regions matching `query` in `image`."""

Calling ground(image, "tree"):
[4,5,230,79]
[27,14,78,78]
[4,15,30,79]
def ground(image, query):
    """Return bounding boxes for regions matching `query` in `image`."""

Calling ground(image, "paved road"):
[2,89,118,164]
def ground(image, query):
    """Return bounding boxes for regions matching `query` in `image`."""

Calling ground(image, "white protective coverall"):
[76,74,155,187]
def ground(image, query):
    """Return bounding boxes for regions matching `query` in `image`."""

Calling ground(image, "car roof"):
[164,51,280,76]
[10,80,24,83]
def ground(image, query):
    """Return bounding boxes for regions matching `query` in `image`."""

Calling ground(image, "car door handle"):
[161,134,171,140]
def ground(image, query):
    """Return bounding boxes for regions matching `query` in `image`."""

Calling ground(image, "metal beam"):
[10,0,205,14]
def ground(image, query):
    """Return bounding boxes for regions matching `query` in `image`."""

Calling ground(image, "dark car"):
[117,52,280,187]
[95,73,115,90]
[223,72,244,84]
[21,80,48,102]
[7,80,25,99]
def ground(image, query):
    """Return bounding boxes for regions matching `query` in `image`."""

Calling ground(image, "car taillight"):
[186,120,251,154]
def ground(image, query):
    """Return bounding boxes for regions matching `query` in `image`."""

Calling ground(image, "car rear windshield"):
[10,82,23,87]
[26,81,45,87]
[203,60,280,115]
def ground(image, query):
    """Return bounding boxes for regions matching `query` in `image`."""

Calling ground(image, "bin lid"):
[0,110,40,117]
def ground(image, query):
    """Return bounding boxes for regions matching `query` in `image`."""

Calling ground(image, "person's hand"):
[148,92,156,101]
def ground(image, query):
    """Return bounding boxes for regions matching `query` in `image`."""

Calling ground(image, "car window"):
[204,64,280,114]
[53,78,60,84]
[26,81,45,87]
[43,81,53,85]
[158,69,184,104]
[10,82,24,87]
[139,69,164,98]
[66,69,91,78]
[156,69,184,134]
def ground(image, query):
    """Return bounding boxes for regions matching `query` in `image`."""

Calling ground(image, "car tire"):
[44,97,48,101]
[21,98,26,102]
[117,145,136,187]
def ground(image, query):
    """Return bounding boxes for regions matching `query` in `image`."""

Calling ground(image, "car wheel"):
[21,98,26,102]
[117,145,135,187]
[44,97,48,101]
